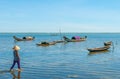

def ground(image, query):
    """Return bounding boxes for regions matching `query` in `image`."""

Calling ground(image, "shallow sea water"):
[0,33,120,79]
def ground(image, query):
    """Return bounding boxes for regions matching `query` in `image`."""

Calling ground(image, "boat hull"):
[13,36,35,41]
[36,42,56,46]
[87,46,110,52]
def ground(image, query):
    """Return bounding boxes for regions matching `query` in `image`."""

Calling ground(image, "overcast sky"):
[0,0,120,32]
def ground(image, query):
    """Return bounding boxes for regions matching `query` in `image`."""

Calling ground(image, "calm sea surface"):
[0,33,120,79]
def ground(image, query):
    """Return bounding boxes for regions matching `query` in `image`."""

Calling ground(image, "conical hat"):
[13,45,20,50]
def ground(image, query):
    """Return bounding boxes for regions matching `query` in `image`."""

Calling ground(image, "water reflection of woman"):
[11,71,21,79]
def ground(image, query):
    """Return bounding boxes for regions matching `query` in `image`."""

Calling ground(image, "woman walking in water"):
[10,45,21,72]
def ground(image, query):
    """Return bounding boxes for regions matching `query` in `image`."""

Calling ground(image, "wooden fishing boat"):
[63,36,87,42]
[36,41,56,46]
[104,41,112,46]
[70,37,86,42]
[88,50,109,55]
[87,46,110,52]
[13,36,35,41]
[54,40,65,43]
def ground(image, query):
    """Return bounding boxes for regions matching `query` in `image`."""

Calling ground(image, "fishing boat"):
[36,41,56,46]
[54,40,65,43]
[13,36,35,41]
[88,50,109,55]
[63,36,87,42]
[87,46,110,52]
[70,37,86,42]
[104,41,112,46]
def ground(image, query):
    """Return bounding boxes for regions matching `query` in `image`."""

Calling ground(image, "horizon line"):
[1,32,120,33]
